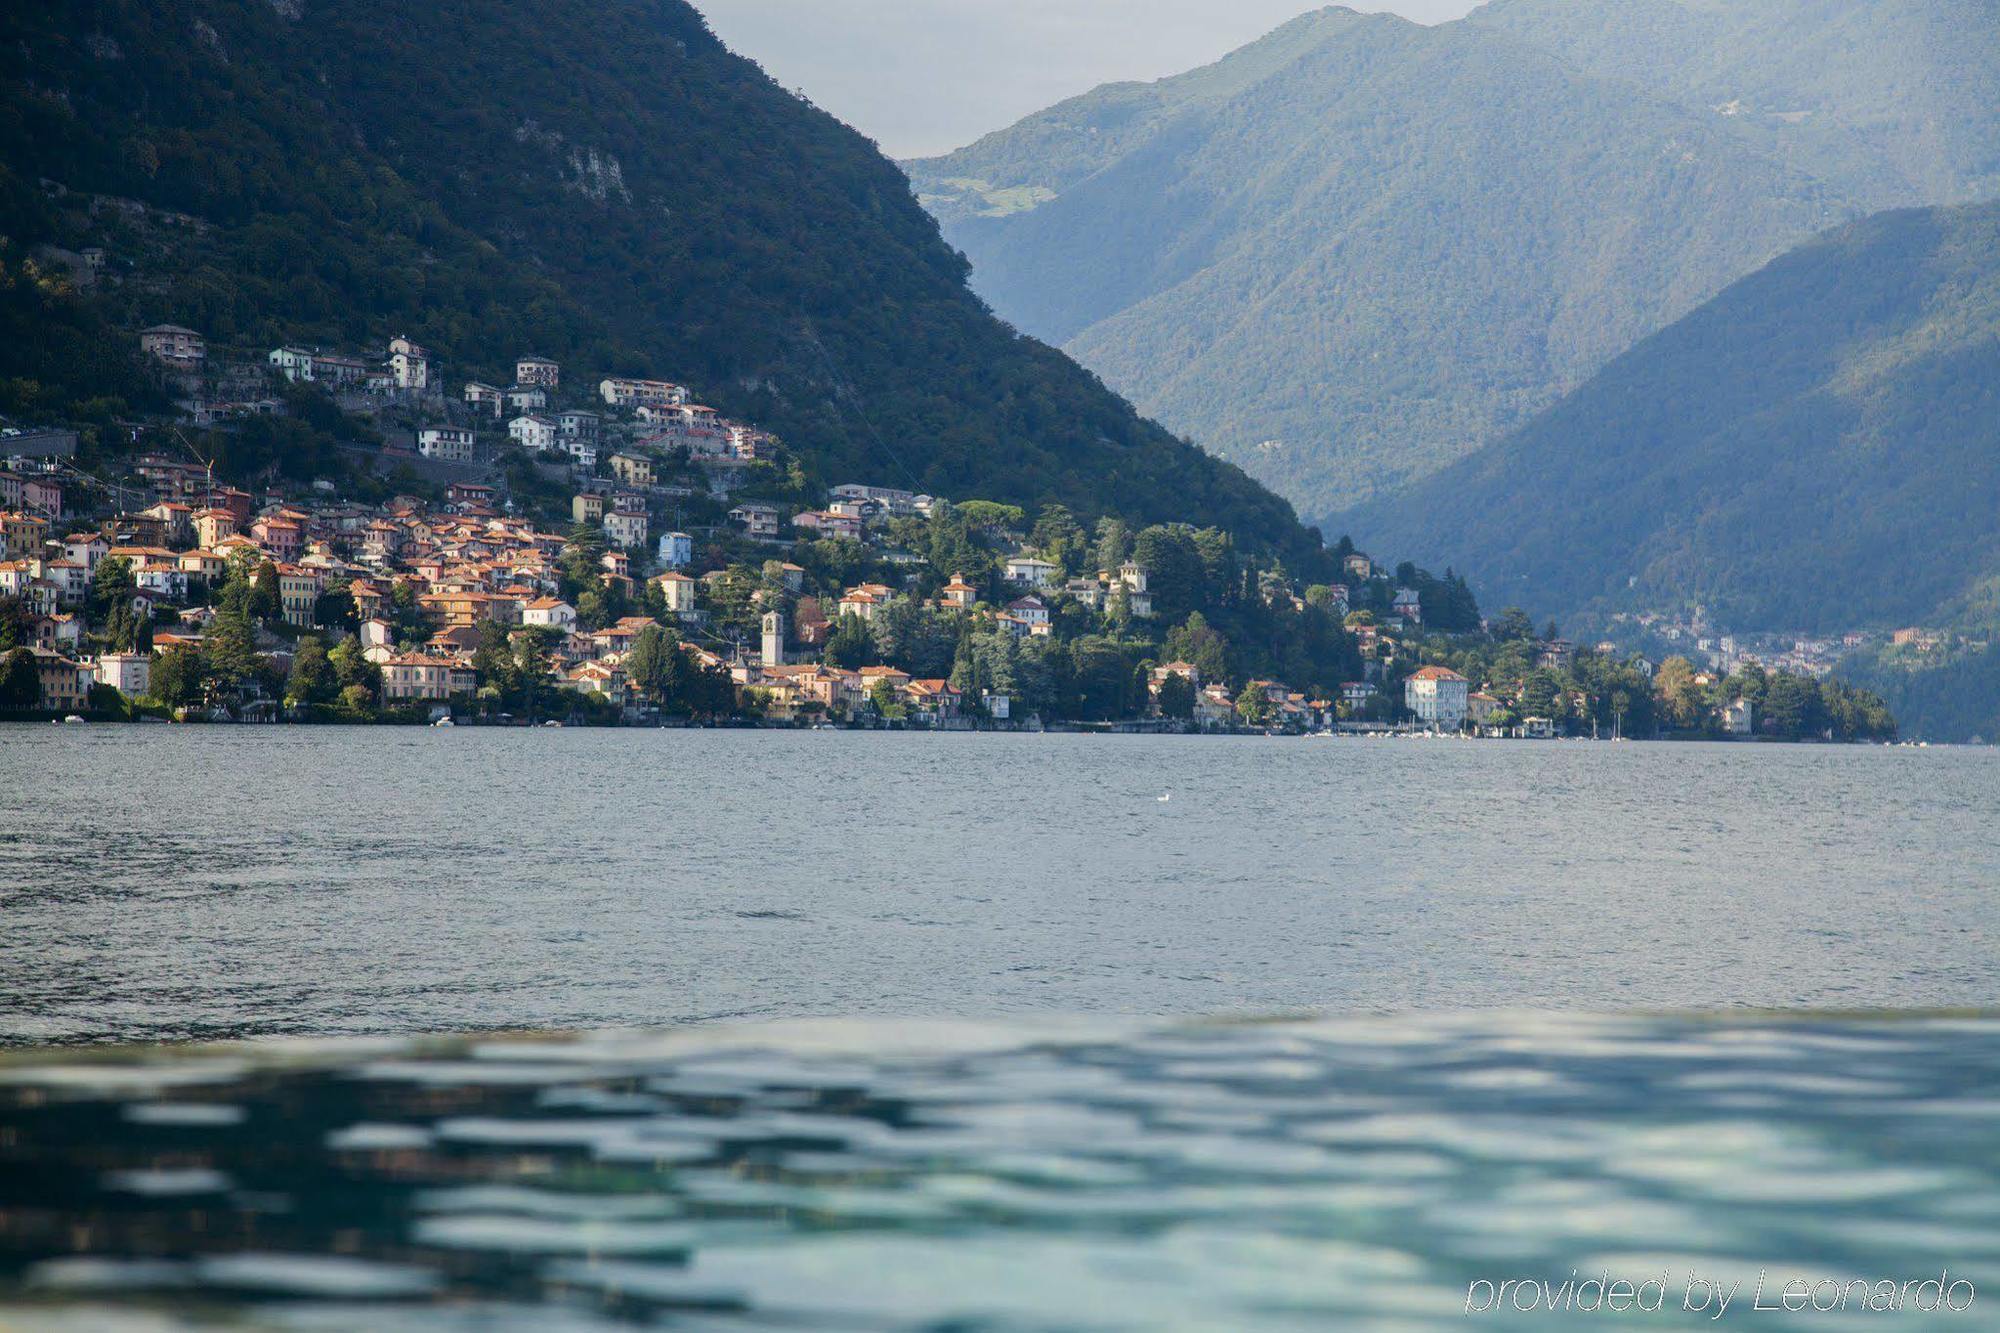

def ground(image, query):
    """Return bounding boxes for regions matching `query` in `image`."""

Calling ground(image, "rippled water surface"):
[1,1014,1997,1330]
[3,728,1998,1042]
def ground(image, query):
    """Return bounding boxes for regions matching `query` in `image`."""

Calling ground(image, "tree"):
[1760,670,1823,740]
[1092,517,1133,573]
[1067,634,1144,720]
[87,682,129,721]
[147,647,206,709]
[955,500,1025,534]
[1653,656,1706,732]
[329,637,381,705]
[627,623,689,708]
[1493,607,1537,642]
[0,648,39,710]
[285,636,339,708]
[869,676,904,719]
[824,613,873,670]
[1032,503,1086,574]
[871,599,955,678]
[250,560,283,623]
[203,606,262,691]
[1133,525,1205,620]
[87,556,136,622]
[1163,612,1231,685]
[0,598,30,652]
[1235,686,1273,728]
[1520,668,1563,722]
[315,582,360,634]
[1156,671,1196,719]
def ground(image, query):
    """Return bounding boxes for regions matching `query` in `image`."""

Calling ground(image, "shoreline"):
[0,711,1930,745]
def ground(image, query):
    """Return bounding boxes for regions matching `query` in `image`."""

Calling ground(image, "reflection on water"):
[1,1013,1996,1329]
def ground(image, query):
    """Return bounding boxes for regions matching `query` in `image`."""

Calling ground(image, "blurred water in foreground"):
[0,1013,1995,1330]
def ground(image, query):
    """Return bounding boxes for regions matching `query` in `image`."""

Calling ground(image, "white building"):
[729,503,782,539]
[388,336,430,391]
[134,566,188,601]
[522,598,577,630]
[600,377,688,409]
[1404,666,1470,730]
[508,414,558,452]
[417,427,475,462]
[605,510,647,550]
[516,355,560,388]
[1006,595,1050,627]
[506,385,548,413]
[1113,562,1154,617]
[829,484,936,517]
[761,610,786,668]
[652,571,698,615]
[269,346,316,382]
[314,352,369,386]
[139,324,205,367]
[657,531,693,568]
[1004,555,1060,590]
[95,651,152,698]
[464,382,505,417]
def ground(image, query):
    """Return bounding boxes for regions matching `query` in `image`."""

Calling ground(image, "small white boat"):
[61,715,86,725]
[432,718,456,728]
[543,720,564,728]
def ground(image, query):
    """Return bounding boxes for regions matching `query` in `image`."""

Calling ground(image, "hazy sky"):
[696,1,1486,159]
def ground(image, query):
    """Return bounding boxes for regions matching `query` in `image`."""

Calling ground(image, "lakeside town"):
[0,325,1896,741]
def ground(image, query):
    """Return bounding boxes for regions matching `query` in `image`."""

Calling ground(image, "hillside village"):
[0,327,1895,741]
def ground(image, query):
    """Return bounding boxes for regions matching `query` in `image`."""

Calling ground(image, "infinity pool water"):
[0,1013,1994,1330]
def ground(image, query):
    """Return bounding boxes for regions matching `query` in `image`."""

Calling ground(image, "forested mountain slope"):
[1340,202,2000,637]
[906,2,2000,521]
[1469,0,2000,207]
[0,0,1315,558]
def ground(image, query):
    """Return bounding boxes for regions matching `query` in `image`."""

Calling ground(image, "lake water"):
[5,729,2000,1329]
[2,729,1997,1043]
[0,1014,1997,1330]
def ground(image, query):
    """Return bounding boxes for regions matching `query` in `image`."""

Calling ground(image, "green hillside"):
[905,2,2000,522]
[1339,201,2000,640]
[0,0,1315,560]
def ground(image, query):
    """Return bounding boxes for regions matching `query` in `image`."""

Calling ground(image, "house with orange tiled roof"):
[1404,665,1469,730]
[838,587,886,622]
[277,565,321,627]
[650,570,698,617]
[938,573,979,611]
[901,678,962,721]
[858,665,913,692]
[561,660,629,706]
[379,654,474,704]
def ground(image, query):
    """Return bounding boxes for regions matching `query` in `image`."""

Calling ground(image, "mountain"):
[1468,0,2000,207]
[0,0,1315,560]
[905,2,2000,521]
[1338,200,2000,638]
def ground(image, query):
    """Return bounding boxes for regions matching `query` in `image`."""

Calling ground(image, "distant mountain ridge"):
[906,1,2000,522]
[1338,200,2000,639]
[0,0,1315,559]
[1467,0,2000,207]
